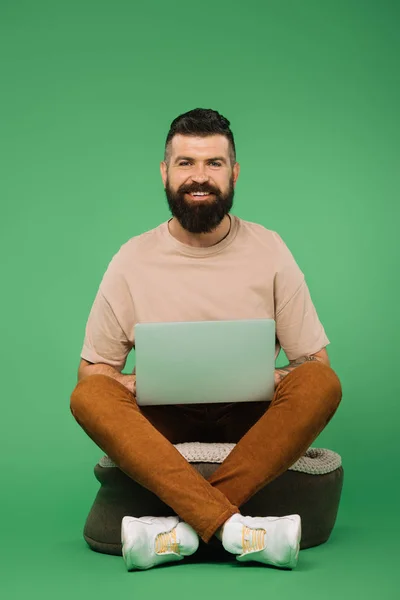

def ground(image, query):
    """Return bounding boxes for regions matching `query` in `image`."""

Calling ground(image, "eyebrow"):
[173,155,227,164]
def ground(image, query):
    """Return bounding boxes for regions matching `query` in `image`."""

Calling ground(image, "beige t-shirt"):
[81,215,330,371]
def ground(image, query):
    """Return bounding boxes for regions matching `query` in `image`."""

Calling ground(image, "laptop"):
[134,319,276,406]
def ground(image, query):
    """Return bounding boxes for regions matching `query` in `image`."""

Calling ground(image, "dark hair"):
[164,108,236,165]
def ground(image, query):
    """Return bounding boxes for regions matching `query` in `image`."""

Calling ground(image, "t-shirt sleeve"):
[81,256,135,371]
[273,233,330,361]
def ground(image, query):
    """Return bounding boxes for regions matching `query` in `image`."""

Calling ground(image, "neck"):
[168,215,231,248]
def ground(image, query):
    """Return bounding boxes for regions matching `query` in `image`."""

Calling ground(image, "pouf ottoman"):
[83,443,343,560]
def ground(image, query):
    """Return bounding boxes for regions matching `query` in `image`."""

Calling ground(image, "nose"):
[190,164,209,184]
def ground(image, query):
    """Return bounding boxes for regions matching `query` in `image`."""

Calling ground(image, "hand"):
[274,369,285,390]
[274,359,313,390]
[274,369,281,390]
[117,373,136,397]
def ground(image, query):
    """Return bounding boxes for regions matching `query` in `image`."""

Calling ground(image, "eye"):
[178,161,191,166]
[209,161,222,167]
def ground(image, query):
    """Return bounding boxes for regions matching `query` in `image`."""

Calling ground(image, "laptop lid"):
[135,319,275,406]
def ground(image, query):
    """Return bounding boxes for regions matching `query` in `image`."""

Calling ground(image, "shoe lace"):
[155,527,180,555]
[242,526,266,554]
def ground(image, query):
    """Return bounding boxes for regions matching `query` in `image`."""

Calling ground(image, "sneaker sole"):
[286,515,302,569]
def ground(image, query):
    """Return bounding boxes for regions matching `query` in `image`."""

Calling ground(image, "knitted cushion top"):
[98,443,341,475]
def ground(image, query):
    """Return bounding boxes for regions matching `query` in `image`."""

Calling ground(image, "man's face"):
[161,134,239,234]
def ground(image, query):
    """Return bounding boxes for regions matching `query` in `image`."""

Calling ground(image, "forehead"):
[169,134,230,159]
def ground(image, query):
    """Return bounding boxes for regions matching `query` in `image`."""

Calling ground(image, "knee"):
[312,361,343,414]
[70,374,110,421]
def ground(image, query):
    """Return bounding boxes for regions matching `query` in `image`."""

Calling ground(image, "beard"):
[164,176,235,234]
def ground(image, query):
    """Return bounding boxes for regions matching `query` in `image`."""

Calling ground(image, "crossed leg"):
[70,361,342,543]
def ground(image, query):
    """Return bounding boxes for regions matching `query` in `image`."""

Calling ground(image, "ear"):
[233,162,240,187]
[160,161,167,187]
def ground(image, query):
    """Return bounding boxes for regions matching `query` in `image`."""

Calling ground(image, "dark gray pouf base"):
[83,462,344,559]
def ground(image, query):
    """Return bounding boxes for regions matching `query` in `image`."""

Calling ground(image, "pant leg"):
[206,361,342,512]
[70,374,239,543]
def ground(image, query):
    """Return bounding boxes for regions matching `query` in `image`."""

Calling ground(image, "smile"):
[186,192,214,200]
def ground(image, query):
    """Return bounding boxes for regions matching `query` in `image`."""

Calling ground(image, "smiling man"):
[163,132,237,239]
[70,108,342,572]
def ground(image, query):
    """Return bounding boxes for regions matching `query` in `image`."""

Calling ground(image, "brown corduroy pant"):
[70,361,342,543]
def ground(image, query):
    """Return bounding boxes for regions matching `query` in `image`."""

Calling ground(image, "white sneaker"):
[121,515,199,571]
[222,513,301,569]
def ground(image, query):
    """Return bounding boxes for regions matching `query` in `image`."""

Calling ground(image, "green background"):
[1,0,399,597]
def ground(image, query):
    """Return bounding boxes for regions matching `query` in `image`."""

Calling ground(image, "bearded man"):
[70,108,342,572]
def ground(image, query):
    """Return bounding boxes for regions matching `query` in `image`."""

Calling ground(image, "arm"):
[78,358,136,396]
[274,347,330,389]
[77,259,136,394]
